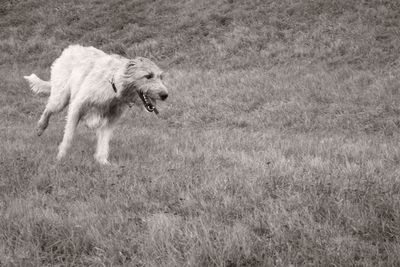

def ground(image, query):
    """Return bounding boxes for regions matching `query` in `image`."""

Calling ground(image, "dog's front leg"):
[57,101,82,161]
[94,124,114,165]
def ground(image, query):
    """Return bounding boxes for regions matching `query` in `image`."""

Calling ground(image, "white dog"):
[24,45,168,165]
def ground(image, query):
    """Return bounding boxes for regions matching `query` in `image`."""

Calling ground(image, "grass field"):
[1,0,400,266]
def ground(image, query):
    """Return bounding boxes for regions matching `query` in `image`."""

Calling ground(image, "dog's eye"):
[144,73,154,79]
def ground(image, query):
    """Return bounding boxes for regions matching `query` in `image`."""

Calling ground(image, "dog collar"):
[109,77,117,93]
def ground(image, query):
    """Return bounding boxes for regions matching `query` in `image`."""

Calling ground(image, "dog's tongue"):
[139,91,159,114]
[145,102,159,114]
[152,106,159,114]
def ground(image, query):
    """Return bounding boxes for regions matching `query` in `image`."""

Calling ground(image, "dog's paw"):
[57,150,66,161]
[36,127,44,136]
[94,155,111,165]
[99,160,111,165]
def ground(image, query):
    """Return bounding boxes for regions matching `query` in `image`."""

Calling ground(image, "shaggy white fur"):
[24,45,168,165]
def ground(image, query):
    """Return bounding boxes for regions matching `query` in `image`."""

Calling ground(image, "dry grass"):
[1,0,400,266]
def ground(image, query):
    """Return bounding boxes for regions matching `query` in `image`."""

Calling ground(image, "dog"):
[24,45,168,165]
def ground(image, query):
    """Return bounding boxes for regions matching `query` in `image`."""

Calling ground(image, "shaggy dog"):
[24,45,168,165]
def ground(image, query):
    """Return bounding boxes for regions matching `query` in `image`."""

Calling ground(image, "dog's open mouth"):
[138,91,159,114]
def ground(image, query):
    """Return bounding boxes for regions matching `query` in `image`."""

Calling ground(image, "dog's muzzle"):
[159,92,168,101]
[138,91,159,114]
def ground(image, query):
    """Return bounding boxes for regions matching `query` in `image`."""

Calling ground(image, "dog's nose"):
[159,92,168,100]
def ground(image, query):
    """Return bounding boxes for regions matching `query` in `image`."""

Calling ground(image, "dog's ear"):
[131,57,146,64]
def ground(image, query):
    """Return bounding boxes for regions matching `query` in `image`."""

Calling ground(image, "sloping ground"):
[1,0,400,266]
[1,0,400,70]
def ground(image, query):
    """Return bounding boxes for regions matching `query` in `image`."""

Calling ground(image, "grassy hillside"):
[1,0,400,266]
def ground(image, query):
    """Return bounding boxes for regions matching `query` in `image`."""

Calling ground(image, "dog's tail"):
[24,74,51,95]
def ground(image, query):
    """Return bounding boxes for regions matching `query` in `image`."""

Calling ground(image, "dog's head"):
[121,57,168,113]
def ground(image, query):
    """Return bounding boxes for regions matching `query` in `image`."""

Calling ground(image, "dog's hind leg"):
[37,85,70,136]
[57,100,82,161]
